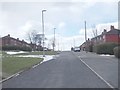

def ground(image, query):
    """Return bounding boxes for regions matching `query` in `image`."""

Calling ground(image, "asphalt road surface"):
[2,51,117,88]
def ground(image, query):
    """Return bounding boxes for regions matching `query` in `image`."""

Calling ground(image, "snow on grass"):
[99,54,114,57]
[17,55,56,63]
[6,51,59,63]
[6,51,28,55]
[42,55,55,63]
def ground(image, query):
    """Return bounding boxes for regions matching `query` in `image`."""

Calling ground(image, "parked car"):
[74,47,80,52]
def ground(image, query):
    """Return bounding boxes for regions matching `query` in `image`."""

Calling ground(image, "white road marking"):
[79,57,114,89]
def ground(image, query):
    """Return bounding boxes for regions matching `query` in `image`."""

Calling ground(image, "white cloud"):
[58,22,66,29]
[20,21,33,31]
[1,0,118,2]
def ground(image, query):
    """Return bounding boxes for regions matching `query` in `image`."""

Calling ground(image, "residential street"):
[2,51,118,88]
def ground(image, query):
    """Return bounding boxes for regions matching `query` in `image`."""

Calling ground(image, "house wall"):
[105,34,120,43]
[2,35,30,47]
[2,37,10,46]
[0,38,2,47]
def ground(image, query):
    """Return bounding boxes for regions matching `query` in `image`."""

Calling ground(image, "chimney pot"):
[110,25,114,30]
[8,34,10,37]
[104,29,107,32]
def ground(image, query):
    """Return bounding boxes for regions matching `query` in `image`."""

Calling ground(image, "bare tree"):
[26,29,48,51]
[35,34,44,46]
[26,30,38,44]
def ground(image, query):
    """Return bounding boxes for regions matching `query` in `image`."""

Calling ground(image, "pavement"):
[2,51,118,88]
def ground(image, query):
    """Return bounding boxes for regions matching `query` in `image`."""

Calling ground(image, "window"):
[103,35,106,42]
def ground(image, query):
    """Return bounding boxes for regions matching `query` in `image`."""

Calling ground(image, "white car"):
[74,47,80,52]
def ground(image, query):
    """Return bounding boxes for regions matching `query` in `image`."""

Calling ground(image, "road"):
[2,51,118,88]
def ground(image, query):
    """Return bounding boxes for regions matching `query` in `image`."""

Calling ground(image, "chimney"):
[8,34,10,37]
[110,25,114,30]
[17,38,19,40]
[22,40,24,42]
[88,38,90,41]
[104,29,107,32]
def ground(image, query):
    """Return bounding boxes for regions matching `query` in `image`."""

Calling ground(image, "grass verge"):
[2,56,43,79]
[14,51,58,55]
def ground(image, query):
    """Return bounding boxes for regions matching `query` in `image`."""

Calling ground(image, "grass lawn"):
[1,50,58,79]
[14,51,58,55]
[2,56,43,79]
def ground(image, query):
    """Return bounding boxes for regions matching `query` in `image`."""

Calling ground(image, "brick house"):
[102,26,120,43]
[91,25,120,45]
[1,34,30,47]
[0,34,43,51]
[80,25,120,50]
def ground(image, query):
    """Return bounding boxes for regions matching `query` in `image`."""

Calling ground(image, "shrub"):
[88,44,93,52]
[2,45,32,52]
[20,46,32,52]
[113,46,120,58]
[94,42,118,55]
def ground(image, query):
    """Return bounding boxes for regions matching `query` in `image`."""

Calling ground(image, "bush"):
[2,45,32,52]
[20,46,32,52]
[113,46,120,58]
[93,42,118,55]
[88,44,93,52]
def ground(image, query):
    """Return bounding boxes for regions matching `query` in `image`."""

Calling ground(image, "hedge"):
[113,46,120,58]
[2,45,32,51]
[93,42,119,55]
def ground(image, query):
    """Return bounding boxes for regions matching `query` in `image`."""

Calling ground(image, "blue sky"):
[0,0,119,50]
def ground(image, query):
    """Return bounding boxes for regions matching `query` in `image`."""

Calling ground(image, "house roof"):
[2,35,29,45]
[91,34,102,40]
[105,29,120,35]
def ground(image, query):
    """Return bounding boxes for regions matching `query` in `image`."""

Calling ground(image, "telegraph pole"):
[42,10,46,57]
[85,21,87,52]
[53,28,56,51]
[58,33,59,51]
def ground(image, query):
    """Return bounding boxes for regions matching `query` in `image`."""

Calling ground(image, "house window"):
[103,35,106,42]
[14,40,17,45]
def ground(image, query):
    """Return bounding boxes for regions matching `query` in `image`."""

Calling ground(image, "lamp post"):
[42,10,46,57]
[85,21,87,52]
[53,28,56,51]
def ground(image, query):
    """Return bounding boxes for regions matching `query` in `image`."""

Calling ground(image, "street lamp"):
[85,21,87,53]
[42,10,46,57]
[53,28,56,51]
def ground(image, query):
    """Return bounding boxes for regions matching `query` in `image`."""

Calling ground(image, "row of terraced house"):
[0,34,43,51]
[80,25,120,51]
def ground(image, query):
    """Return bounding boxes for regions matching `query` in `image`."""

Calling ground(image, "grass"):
[14,51,58,55]
[1,50,57,79]
[2,57,43,79]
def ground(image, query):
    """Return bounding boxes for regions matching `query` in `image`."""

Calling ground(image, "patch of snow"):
[100,54,114,57]
[17,55,57,63]
[6,51,28,55]
[42,55,55,63]
[17,55,43,58]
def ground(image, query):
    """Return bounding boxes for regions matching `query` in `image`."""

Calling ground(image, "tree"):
[26,30,38,44]
[35,34,43,46]
[26,30,47,47]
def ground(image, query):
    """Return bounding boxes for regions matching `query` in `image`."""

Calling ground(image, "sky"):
[0,0,119,51]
